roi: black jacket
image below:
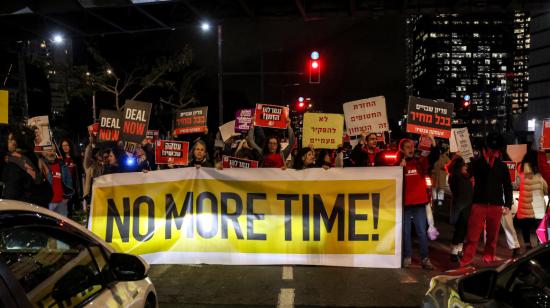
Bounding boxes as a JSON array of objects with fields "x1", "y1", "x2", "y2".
[
  {"x1": 449, "y1": 173, "x2": 473, "y2": 224},
  {"x1": 471, "y1": 157, "x2": 513, "y2": 208}
]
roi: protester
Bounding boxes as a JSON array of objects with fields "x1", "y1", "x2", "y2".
[
  {"x1": 247, "y1": 122, "x2": 295, "y2": 168},
  {"x1": 460, "y1": 133, "x2": 513, "y2": 266},
  {"x1": 42, "y1": 149, "x2": 74, "y2": 216},
  {"x1": 516, "y1": 150, "x2": 548, "y2": 253},
  {"x1": 59, "y1": 138, "x2": 82, "y2": 215},
  {"x1": 350, "y1": 132, "x2": 381, "y2": 167},
  {"x1": 293, "y1": 147, "x2": 315, "y2": 170},
  {"x1": 135, "y1": 145, "x2": 152, "y2": 172},
  {"x1": 395, "y1": 135, "x2": 437, "y2": 270},
  {"x1": 189, "y1": 140, "x2": 214, "y2": 168},
  {"x1": 447, "y1": 155, "x2": 473, "y2": 262},
  {"x1": 103, "y1": 148, "x2": 126, "y2": 174},
  {"x1": 431, "y1": 144, "x2": 450, "y2": 207},
  {"x1": 83, "y1": 137, "x2": 105, "y2": 205},
  {"x1": 1, "y1": 125, "x2": 52, "y2": 207}
]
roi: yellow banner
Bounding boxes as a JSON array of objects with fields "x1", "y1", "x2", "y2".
[
  {"x1": 0, "y1": 90, "x2": 7, "y2": 124},
  {"x1": 90, "y1": 167, "x2": 402, "y2": 267},
  {"x1": 302, "y1": 113, "x2": 344, "y2": 149}
]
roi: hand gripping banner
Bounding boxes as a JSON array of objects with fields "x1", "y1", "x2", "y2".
[{"x1": 89, "y1": 167, "x2": 403, "y2": 268}]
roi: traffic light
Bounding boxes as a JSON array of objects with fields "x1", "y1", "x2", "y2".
[
  {"x1": 462, "y1": 94, "x2": 471, "y2": 108},
  {"x1": 309, "y1": 51, "x2": 321, "y2": 84}
]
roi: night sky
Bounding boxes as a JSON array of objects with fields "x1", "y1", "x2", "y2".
[{"x1": 91, "y1": 14, "x2": 406, "y2": 124}]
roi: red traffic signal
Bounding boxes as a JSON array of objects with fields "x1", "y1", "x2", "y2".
[{"x1": 308, "y1": 51, "x2": 321, "y2": 84}]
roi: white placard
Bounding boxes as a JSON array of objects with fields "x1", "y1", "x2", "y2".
[
  {"x1": 449, "y1": 127, "x2": 474, "y2": 163},
  {"x1": 343, "y1": 96, "x2": 389, "y2": 136},
  {"x1": 219, "y1": 120, "x2": 240, "y2": 142}
]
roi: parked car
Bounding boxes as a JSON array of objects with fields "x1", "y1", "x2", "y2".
[
  {"x1": 423, "y1": 242, "x2": 550, "y2": 308},
  {"x1": 0, "y1": 199, "x2": 157, "y2": 307}
]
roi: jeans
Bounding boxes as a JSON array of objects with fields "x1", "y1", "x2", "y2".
[
  {"x1": 49, "y1": 200, "x2": 68, "y2": 217},
  {"x1": 461, "y1": 204, "x2": 503, "y2": 266},
  {"x1": 403, "y1": 205, "x2": 429, "y2": 259}
]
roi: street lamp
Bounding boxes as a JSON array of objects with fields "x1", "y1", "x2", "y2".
[
  {"x1": 52, "y1": 33, "x2": 64, "y2": 44},
  {"x1": 201, "y1": 22, "x2": 211, "y2": 32},
  {"x1": 201, "y1": 21, "x2": 223, "y2": 126}
]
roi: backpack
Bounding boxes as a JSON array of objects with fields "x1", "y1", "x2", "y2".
[{"x1": 7, "y1": 154, "x2": 53, "y2": 208}]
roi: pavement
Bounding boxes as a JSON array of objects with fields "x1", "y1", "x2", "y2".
[{"x1": 148, "y1": 200, "x2": 521, "y2": 307}]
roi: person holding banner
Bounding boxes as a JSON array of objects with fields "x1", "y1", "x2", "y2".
[
  {"x1": 350, "y1": 132, "x2": 382, "y2": 167},
  {"x1": 292, "y1": 147, "x2": 315, "y2": 170},
  {"x1": 395, "y1": 136, "x2": 437, "y2": 270},
  {"x1": 460, "y1": 133, "x2": 513, "y2": 267},
  {"x1": 103, "y1": 148, "x2": 127, "y2": 174},
  {"x1": 247, "y1": 122, "x2": 294, "y2": 168},
  {"x1": 188, "y1": 140, "x2": 214, "y2": 168}
]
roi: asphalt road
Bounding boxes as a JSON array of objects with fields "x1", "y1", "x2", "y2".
[{"x1": 148, "y1": 201, "x2": 520, "y2": 307}]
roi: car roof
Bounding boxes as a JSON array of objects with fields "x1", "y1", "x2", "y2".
[{"x1": 0, "y1": 199, "x2": 115, "y2": 253}]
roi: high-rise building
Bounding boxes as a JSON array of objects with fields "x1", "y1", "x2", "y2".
[{"x1": 406, "y1": 13, "x2": 529, "y2": 137}]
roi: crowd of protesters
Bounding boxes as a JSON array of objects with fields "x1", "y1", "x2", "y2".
[{"x1": 2, "y1": 120, "x2": 550, "y2": 270}]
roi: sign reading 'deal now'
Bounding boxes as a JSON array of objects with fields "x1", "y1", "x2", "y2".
[
  {"x1": 222, "y1": 155, "x2": 259, "y2": 168},
  {"x1": 98, "y1": 110, "x2": 122, "y2": 142},
  {"x1": 174, "y1": 107, "x2": 208, "y2": 135},
  {"x1": 449, "y1": 127, "x2": 474, "y2": 163},
  {"x1": 155, "y1": 140, "x2": 189, "y2": 165},
  {"x1": 343, "y1": 96, "x2": 389, "y2": 136},
  {"x1": 235, "y1": 109, "x2": 255, "y2": 132},
  {"x1": 121, "y1": 100, "x2": 152, "y2": 143},
  {"x1": 406, "y1": 96, "x2": 453, "y2": 139},
  {"x1": 302, "y1": 113, "x2": 344, "y2": 149},
  {"x1": 254, "y1": 104, "x2": 289, "y2": 129}
]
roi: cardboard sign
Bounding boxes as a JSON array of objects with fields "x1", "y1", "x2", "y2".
[
  {"x1": 235, "y1": 109, "x2": 255, "y2": 132},
  {"x1": 0, "y1": 90, "x2": 8, "y2": 124},
  {"x1": 219, "y1": 121, "x2": 240, "y2": 142},
  {"x1": 174, "y1": 106, "x2": 208, "y2": 135},
  {"x1": 88, "y1": 123, "x2": 99, "y2": 137},
  {"x1": 146, "y1": 130, "x2": 159, "y2": 144},
  {"x1": 504, "y1": 161, "x2": 519, "y2": 183},
  {"x1": 155, "y1": 140, "x2": 189, "y2": 165},
  {"x1": 418, "y1": 135, "x2": 433, "y2": 152},
  {"x1": 343, "y1": 96, "x2": 389, "y2": 136},
  {"x1": 507, "y1": 144, "x2": 527, "y2": 163},
  {"x1": 406, "y1": 96, "x2": 453, "y2": 139},
  {"x1": 449, "y1": 127, "x2": 474, "y2": 163},
  {"x1": 302, "y1": 113, "x2": 344, "y2": 149},
  {"x1": 254, "y1": 104, "x2": 289, "y2": 129},
  {"x1": 222, "y1": 155, "x2": 259, "y2": 168},
  {"x1": 121, "y1": 100, "x2": 152, "y2": 143},
  {"x1": 542, "y1": 119, "x2": 550, "y2": 150},
  {"x1": 27, "y1": 116, "x2": 53, "y2": 152},
  {"x1": 98, "y1": 110, "x2": 122, "y2": 142}
]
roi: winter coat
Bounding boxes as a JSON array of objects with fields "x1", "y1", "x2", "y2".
[
  {"x1": 517, "y1": 172, "x2": 548, "y2": 219},
  {"x1": 83, "y1": 144, "x2": 104, "y2": 198},
  {"x1": 44, "y1": 158, "x2": 75, "y2": 200},
  {"x1": 448, "y1": 173, "x2": 473, "y2": 224},
  {"x1": 471, "y1": 156, "x2": 513, "y2": 208},
  {"x1": 432, "y1": 153, "x2": 450, "y2": 190},
  {"x1": 1, "y1": 152, "x2": 51, "y2": 207}
]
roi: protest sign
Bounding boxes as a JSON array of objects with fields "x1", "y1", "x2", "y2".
[
  {"x1": 235, "y1": 109, "x2": 254, "y2": 132},
  {"x1": 449, "y1": 127, "x2": 474, "y2": 163},
  {"x1": 406, "y1": 97, "x2": 453, "y2": 138},
  {"x1": 542, "y1": 119, "x2": 550, "y2": 150},
  {"x1": 155, "y1": 140, "x2": 189, "y2": 165},
  {"x1": 504, "y1": 161, "x2": 519, "y2": 184},
  {"x1": 418, "y1": 135, "x2": 433, "y2": 152},
  {"x1": 507, "y1": 144, "x2": 527, "y2": 163},
  {"x1": 146, "y1": 130, "x2": 159, "y2": 144},
  {"x1": 28, "y1": 116, "x2": 53, "y2": 152},
  {"x1": 98, "y1": 110, "x2": 122, "y2": 142},
  {"x1": 343, "y1": 96, "x2": 389, "y2": 136},
  {"x1": 88, "y1": 123, "x2": 99, "y2": 137},
  {"x1": 222, "y1": 155, "x2": 259, "y2": 168},
  {"x1": 254, "y1": 104, "x2": 289, "y2": 129},
  {"x1": 174, "y1": 107, "x2": 208, "y2": 135},
  {"x1": 0, "y1": 90, "x2": 7, "y2": 124},
  {"x1": 219, "y1": 121, "x2": 240, "y2": 142},
  {"x1": 90, "y1": 167, "x2": 403, "y2": 268},
  {"x1": 302, "y1": 113, "x2": 343, "y2": 149},
  {"x1": 121, "y1": 100, "x2": 152, "y2": 143}
]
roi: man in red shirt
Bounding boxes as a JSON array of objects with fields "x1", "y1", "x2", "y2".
[
  {"x1": 43, "y1": 150, "x2": 74, "y2": 216},
  {"x1": 350, "y1": 132, "x2": 382, "y2": 167}
]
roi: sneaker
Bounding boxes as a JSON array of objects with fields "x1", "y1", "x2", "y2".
[
  {"x1": 422, "y1": 258, "x2": 434, "y2": 270},
  {"x1": 450, "y1": 254, "x2": 460, "y2": 262},
  {"x1": 403, "y1": 257, "x2": 412, "y2": 268}
]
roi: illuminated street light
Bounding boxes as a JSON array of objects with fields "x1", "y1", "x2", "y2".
[
  {"x1": 52, "y1": 34, "x2": 64, "y2": 44},
  {"x1": 201, "y1": 22, "x2": 211, "y2": 32},
  {"x1": 106, "y1": 69, "x2": 112, "y2": 75}
]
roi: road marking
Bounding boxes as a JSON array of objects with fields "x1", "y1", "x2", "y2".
[
  {"x1": 277, "y1": 288, "x2": 295, "y2": 308},
  {"x1": 282, "y1": 266, "x2": 293, "y2": 280}
]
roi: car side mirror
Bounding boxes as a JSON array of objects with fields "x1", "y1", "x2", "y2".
[
  {"x1": 458, "y1": 268, "x2": 498, "y2": 303},
  {"x1": 109, "y1": 253, "x2": 148, "y2": 281}
]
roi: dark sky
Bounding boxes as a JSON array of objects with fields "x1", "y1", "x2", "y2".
[{"x1": 93, "y1": 14, "x2": 406, "y2": 123}]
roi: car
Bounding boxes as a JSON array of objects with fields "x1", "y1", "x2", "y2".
[
  {"x1": 422, "y1": 242, "x2": 550, "y2": 308},
  {"x1": 0, "y1": 199, "x2": 157, "y2": 308}
]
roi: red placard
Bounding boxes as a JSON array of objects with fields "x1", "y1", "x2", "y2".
[
  {"x1": 542, "y1": 119, "x2": 550, "y2": 150},
  {"x1": 88, "y1": 123, "x2": 99, "y2": 137},
  {"x1": 222, "y1": 155, "x2": 259, "y2": 168},
  {"x1": 254, "y1": 104, "x2": 289, "y2": 129},
  {"x1": 406, "y1": 96, "x2": 453, "y2": 139},
  {"x1": 174, "y1": 107, "x2": 208, "y2": 135},
  {"x1": 504, "y1": 161, "x2": 518, "y2": 183},
  {"x1": 155, "y1": 140, "x2": 189, "y2": 165},
  {"x1": 418, "y1": 135, "x2": 432, "y2": 151}
]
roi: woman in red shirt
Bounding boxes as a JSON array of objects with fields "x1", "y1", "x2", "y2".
[{"x1": 247, "y1": 121, "x2": 295, "y2": 168}]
